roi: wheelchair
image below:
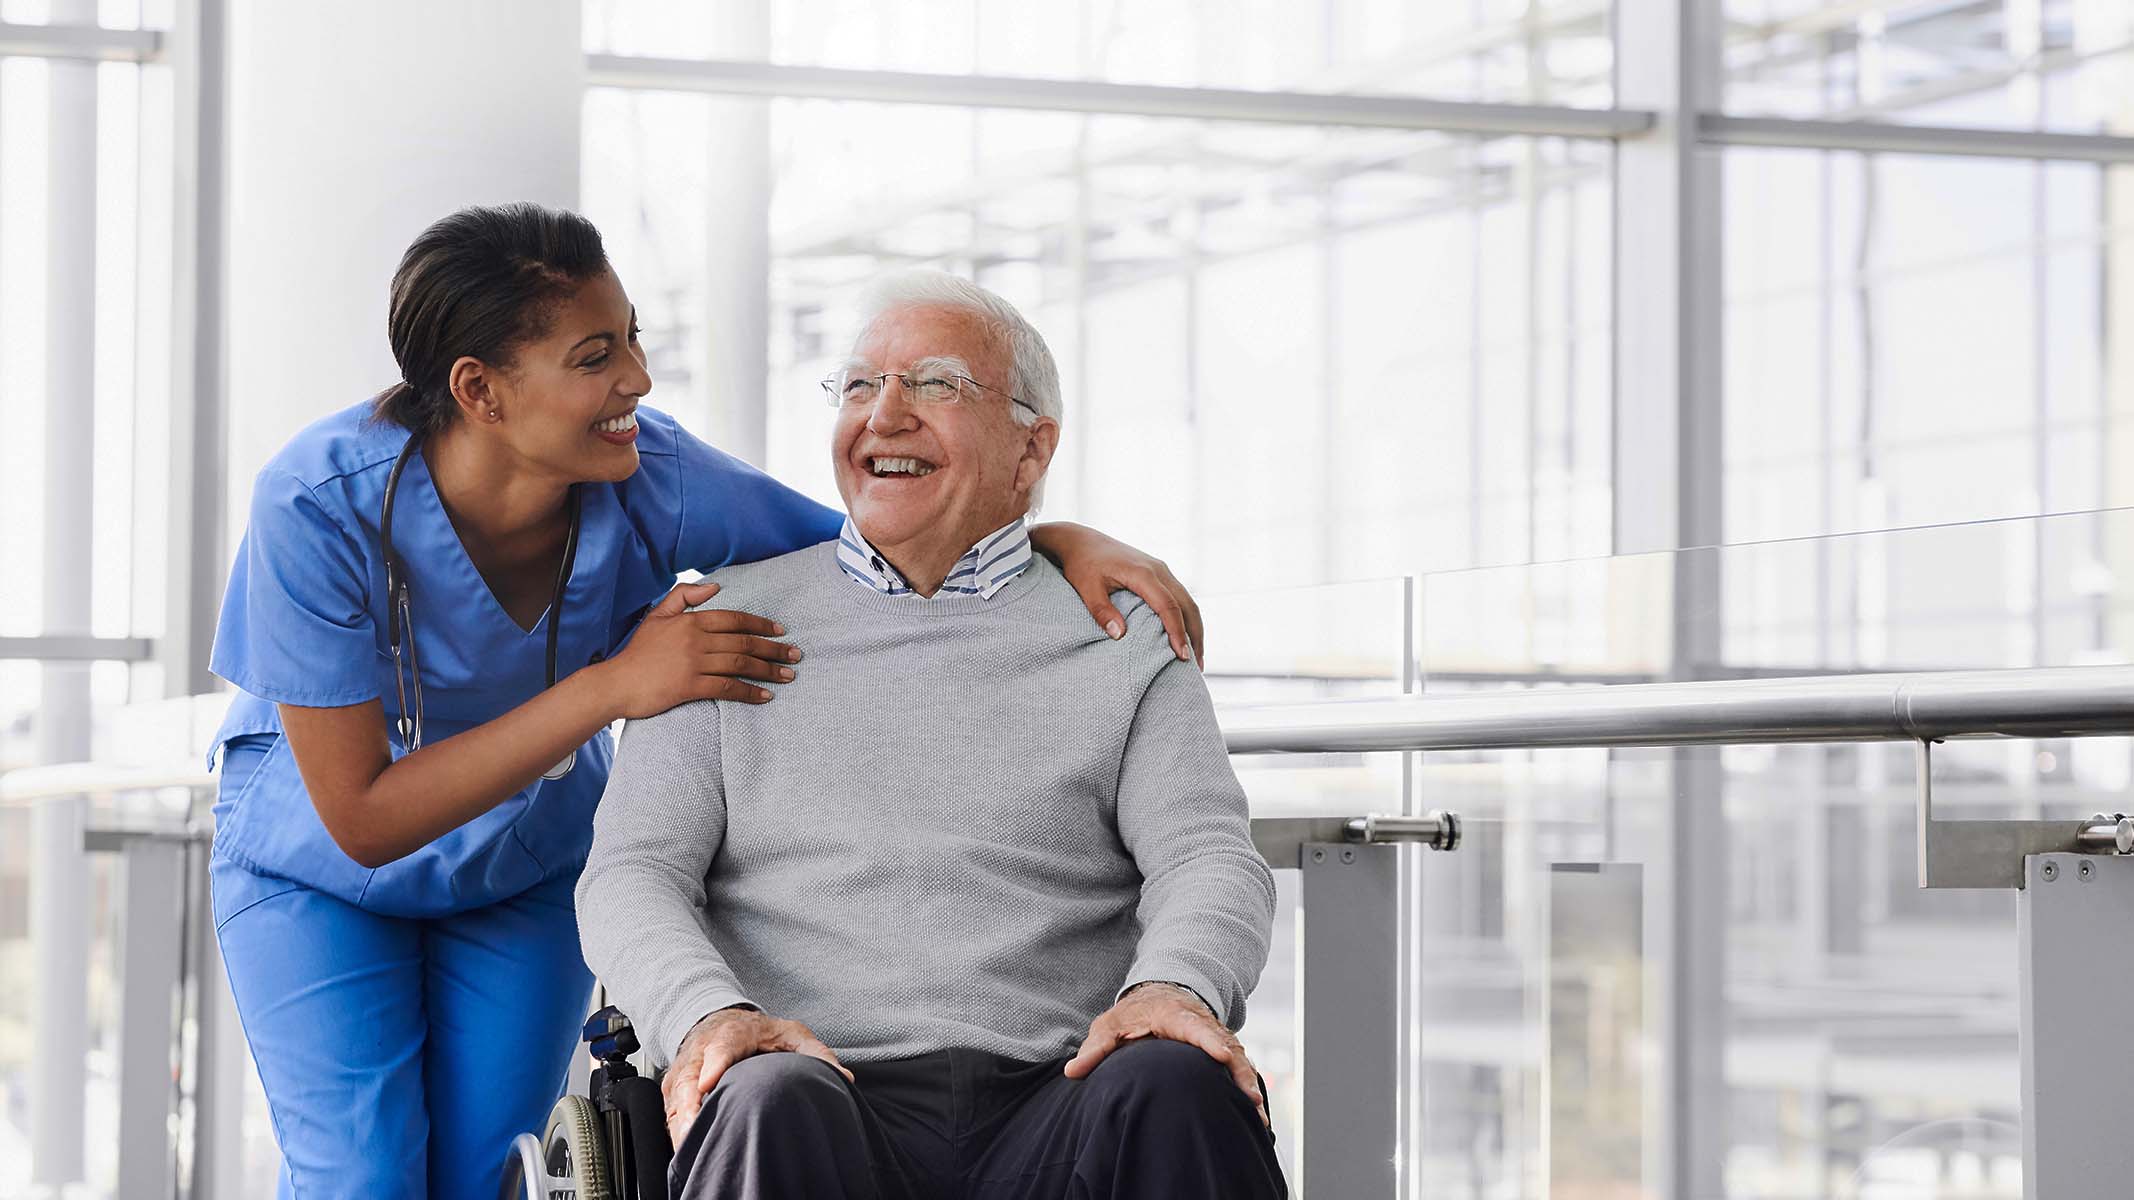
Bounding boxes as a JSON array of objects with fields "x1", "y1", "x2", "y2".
[{"x1": 500, "y1": 1005, "x2": 673, "y2": 1200}]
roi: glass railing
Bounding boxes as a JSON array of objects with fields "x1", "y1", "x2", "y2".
[
  {"x1": 1211, "y1": 507, "x2": 2134, "y2": 1199},
  {"x1": 1199, "y1": 578, "x2": 1415, "y2": 1188},
  {"x1": 0, "y1": 694, "x2": 276, "y2": 1200}
]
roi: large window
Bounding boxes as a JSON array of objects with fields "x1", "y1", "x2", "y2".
[
  {"x1": 586, "y1": 0, "x2": 1615, "y2": 105},
  {"x1": 585, "y1": 100, "x2": 1614, "y2": 595},
  {"x1": 0, "y1": 28, "x2": 176, "y2": 765},
  {"x1": 2, "y1": 5, "x2": 189, "y2": 1195},
  {"x1": 1725, "y1": 0, "x2": 2134, "y2": 135}
]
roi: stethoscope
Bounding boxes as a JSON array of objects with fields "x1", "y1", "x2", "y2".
[{"x1": 380, "y1": 434, "x2": 583, "y2": 780}]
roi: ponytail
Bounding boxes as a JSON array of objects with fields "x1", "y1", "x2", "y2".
[{"x1": 371, "y1": 203, "x2": 609, "y2": 435}]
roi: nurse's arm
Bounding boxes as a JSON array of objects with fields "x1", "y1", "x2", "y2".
[
  {"x1": 279, "y1": 674, "x2": 618, "y2": 869},
  {"x1": 1028, "y1": 522, "x2": 1207, "y2": 668},
  {"x1": 278, "y1": 581, "x2": 800, "y2": 869}
]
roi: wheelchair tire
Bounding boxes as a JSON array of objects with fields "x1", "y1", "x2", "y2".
[{"x1": 544, "y1": 1094, "x2": 616, "y2": 1200}]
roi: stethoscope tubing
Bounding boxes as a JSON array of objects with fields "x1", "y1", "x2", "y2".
[{"x1": 379, "y1": 432, "x2": 580, "y2": 779}]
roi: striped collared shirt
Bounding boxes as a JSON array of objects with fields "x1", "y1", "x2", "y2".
[{"x1": 835, "y1": 515, "x2": 1032, "y2": 600}]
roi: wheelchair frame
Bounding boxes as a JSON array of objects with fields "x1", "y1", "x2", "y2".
[{"x1": 500, "y1": 1005, "x2": 672, "y2": 1200}]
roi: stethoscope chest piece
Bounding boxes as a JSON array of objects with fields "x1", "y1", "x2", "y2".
[{"x1": 542, "y1": 750, "x2": 576, "y2": 781}]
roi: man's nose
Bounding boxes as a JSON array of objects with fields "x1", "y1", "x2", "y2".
[{"x1": 866, "y1": 378, "x2": 920, "y2": 434}]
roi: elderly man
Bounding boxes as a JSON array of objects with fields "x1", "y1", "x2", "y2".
[{"x1": 576, "y1": 271, "x2": 1283, "y2": 1200}]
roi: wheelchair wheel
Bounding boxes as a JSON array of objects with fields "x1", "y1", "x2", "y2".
[{"x1": 545, "y1": 1094, "x2": 616, "y2": 1200}]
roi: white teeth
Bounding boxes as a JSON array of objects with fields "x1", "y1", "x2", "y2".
[
  {"x1": 595, "y1": 412, "x2": 637, "y2": 434},
  {"x1": 870, "y1": 456, "x2": 935, "y2": 477}
]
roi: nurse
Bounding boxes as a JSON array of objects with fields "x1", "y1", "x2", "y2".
[{"x1": 207, "y1": 203, "x2": 1206, "y2": 1197}]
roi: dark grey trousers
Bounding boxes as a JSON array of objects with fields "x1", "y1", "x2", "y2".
[{"x1": 668, "y1": 1039, "x2": 1287, "y2": 1199}]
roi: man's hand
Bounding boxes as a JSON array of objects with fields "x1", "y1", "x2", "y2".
[
  {"x1": 1063, "y1": 982, "x2": 1268, "y2": 1126},
  {"x1": 663, "y1": 1007, "x2": 854, "y2": 1148}
]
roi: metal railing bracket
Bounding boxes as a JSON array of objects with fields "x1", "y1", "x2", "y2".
[{"x1": 1915, "y1": 740, "x2": 2126, "y2": 889}]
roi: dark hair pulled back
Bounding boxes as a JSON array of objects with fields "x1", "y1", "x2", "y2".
[{"x1": 374, "y1": 203, "x2": 609, "y2": 436}]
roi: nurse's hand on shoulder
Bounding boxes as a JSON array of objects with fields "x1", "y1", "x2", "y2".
[
  {"x1": 1030, "y1": 522, "x2": 1206, "y2": 668},
  {"x1": 595, "y1": 581, "x2": 804, "y2": 719},
  {"x1": 664, "y1": 1006, "x2": 852, "y2": 1148}
]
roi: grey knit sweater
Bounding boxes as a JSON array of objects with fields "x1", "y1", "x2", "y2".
[{"x1": 575, "y1": 541, "x2": 1275, "y2": 1067}]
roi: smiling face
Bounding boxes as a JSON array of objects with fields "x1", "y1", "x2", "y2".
[
  {"x1": 832, "y1": 303, "x2": 1057, "y2": 590},
  {"x1": 455, "y1": 267, "x2": 651, "y2": 485}
]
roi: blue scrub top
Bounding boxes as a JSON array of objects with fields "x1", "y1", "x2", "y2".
[{"x1": 208, "y1": 401, "x2": 841, "y2": 918}]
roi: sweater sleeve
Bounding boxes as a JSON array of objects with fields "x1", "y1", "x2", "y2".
[
  {"x1": 576, "y1": 699, "x2": 750, "y2": 1066},
  {"x1": 1113, "y1": 614, "x2": 1277, "y2": 1031}
]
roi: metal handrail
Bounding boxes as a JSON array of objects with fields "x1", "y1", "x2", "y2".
[
  {"x1": 0, "y1": 762, "x2": 215, "y2": 805},
  {"x1": 10, "y1": 665, "x2": 2130, "y2": 798},
  {"x1": 1218, "y1": 664, "x2": 2134, "y2": 754}
]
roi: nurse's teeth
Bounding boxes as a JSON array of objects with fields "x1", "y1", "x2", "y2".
[{"x1": 595, "y1": 412, "x2": 637, "y2": 434}]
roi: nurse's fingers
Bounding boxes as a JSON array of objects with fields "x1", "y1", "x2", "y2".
[
  {"x1": 688, "y1": 608, "x2": 787, "y2": 638},
  {"x1": 699, "y1": 634, "x2": 802, "y2": 665},
  {"x1": 698, "y1": 651, "x2": 795, "y2": 684},
  {"x1": 654, "y1": 579, "x2": 720, "y2": 616},
  {"x1": 695, "y1": 678, "x2": 775, "y2": 704}
]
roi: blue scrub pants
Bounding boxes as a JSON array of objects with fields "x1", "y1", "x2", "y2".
[{"x1": 211, "y1": 736, "x2": 595, "y2": 1198}]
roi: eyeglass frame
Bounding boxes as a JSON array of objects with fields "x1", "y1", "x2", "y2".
[{"x1": 820, "y1": 364, "x2": 1041, "y2": 420}]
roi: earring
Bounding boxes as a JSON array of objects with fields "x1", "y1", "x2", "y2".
[{"x1": 486, "y1": 407, "x2": 500, "y2": 422}]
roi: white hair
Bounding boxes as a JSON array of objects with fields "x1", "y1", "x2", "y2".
[{"x1": 852, "y1": 270, "x2": 1062, "y2": 513}]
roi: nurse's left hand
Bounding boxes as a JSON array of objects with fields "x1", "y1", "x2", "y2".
[
  {"x1": 599, "y1": 580, "x2": 802, "y2": 718},
  {"x1": 1030, "y1": 522, "x2": 1205, "y2": 668}
]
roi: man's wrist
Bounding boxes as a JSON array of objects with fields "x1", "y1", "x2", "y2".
[
  {"x1": 1124, "y1": 979, "x2": 1217, "y2": 1020},
  {"x1": 682, "y1": 1002, "x2": 759, "y2": 1044},
  {"x1": 1025, "y1": 520, "x2": 1085, "y2": 560}
]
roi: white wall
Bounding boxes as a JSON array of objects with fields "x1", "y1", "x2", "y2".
[{"x1": 225, "y1": 0, "x2": 584, "y2": 538}]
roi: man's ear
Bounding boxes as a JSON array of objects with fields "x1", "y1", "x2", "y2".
[
  {"x1": 1015, "y1": 418, "x2": 1060, "y2": 494},
  {"x1": 447, "y1": 355, "x2": 502, "y2": 425}
]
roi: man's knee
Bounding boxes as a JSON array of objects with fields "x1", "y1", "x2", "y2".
[
  {"x1": 1084, "y1": 1039, "x2": 1236, "y2": 1110},
  {"x1": 706, "y1": 1051, "x2": 851, "y2": 1120},
  {"x1": 1068, "y1": 1040, "x2": 1284, "y2": 1198},
  {"x1": 673, "y1": 1053, "x2": 872, "y2": 1196}
]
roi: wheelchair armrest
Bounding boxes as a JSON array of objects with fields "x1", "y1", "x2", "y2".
[{"x1": 599, "y1": 1073, "x2": 673, "y2": 1199}]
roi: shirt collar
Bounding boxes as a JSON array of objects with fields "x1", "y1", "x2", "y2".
[{"x1": 836, "y1": 515, "x2": 1032, "y2": 600}]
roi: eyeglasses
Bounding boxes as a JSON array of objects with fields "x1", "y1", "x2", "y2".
[{"x1": 821, "y1": 369, "x2": 1039, "y2": 419}]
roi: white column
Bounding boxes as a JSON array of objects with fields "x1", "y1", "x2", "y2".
[
  {"x1": 1613, "y1": 0, "x2": 1723, "y2": 560},
  {"x1": 162, "y1": 0, "x2": 230, "y2": 699},
  {"x1": 33, "y1": 0, "x2": 98, "y2": 1185},
  {"x1": 41, "y1": 0, "x2": 95, "y2": 767},
  {"x1": 700, "y1": 3, "x2": 772, "y2": 466},
  {"x1": 1614, "y1": 1, "x2": 1728, "y2": 1198},
  {"x1": 2099, "y1": 5, "x2": 2134, "y2": 660},
  {"x1": 224, "y1": 0, "x2": 586, "y2": 530}
]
